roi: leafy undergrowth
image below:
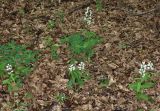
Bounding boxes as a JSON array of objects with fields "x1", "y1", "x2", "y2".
[
  {"x1": 0, "y1": 41, "x2": 38, "y2": 92},
  {"x1": 0, "y1": 0, "x2": 160, "y2": 111}
]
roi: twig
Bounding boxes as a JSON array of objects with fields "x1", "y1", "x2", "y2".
[
  {"x1": 131, "y1": 8, "x2": 159, "y2": 16},
  {"x1": 130, "y1": 3, "x2": 160, "y2": 16},
  {"x1": 67, "y1": 0, "x2": 95, "y2": 15}
]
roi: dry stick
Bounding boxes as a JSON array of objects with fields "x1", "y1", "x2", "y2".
[
  {"x1": 131, "y1": 8, "x2": 159, "y2": 16},
  {"x1": 68, "y1": 1, "x2": 159, "y2": 16},
  {"x1": 130, "y1": 3, "x2": 160, "y2": 16},
  {"x1": 67, "y1": 0, "x2": 95, "y2": 15}
]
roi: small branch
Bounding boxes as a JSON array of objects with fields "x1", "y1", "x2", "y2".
[
  {"x1": 131, "y1": 8, "x2": 159, "y2": 16},
  {"x1": 67, "y1": 0, "x2": 95, "y2": 15},
  {"x1": 130, "y1": 3, "x2": 160, "y2": 16}
]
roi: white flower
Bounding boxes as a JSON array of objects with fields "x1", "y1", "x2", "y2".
[
  {"x1": 5, "y1": 64, "x2": 14, "y2": 74},
  {"x1": 68, "y1": 62, "x2": 86, "y2": 72},
  {"x1": 84, "y1": 7, "x2": 94, "y2": 25},
  {"x1": 146, "y1": 61, "x2": 154, "y2": 70},
  {"x1": 68, "y1": 64, "x2": 76, "y2": 72},
  {"x1": 6, "y1": 64, "x2": 12, "y2": 71},
  {"x1": 139, "y1": 61, "x2": 154, "y2": 77},
  {"x1": 77, "y1": 62, "x2": 85, "y2": 70}
]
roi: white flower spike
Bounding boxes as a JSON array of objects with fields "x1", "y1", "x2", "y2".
[
  {"x1": 68, "y1": 64, "x2": 76, "y2": 72},
  {"x1": 139, "y1": 61, "x2": 154, "y2": 77},
  {"x1": 84, "y1": 7, "x2": 94, "y2": 25},
  {"x1": 68, "y1": 62, "x2": 85, "y2": 72},
  {"x1": 5, "y1": 64, "x2": 14, "y2": 74},
  {"x1": 77, "y1": 62, "x2": 85, "y2": 70}
]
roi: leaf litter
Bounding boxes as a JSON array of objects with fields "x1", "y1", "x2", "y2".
[{"x1": 0, "y1": 0, "x2": 160, "y2": 111}]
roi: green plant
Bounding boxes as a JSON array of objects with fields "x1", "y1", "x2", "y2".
[
  {"x1": 99, "y1": 78, "x2": 109, "y2": 87},
  {"x1": 43, "y1": 36, "x2": 53, "y2": 47},
  {"x1": 61, "y1": 30, "x2": 101, "y2": 60},
  {"x1": 55, "y1": 92, "x2": 67, "y2": 103},
  {"x1": 47, "y1": 20, "x2": 55, "y2": 29},
  {"x1": 68, "y1": 68, "x2": 90, "y2": 89},
  {"x1": 50, "y1": 45, "x2": 59, "y2": 59},
  {"x1": 129, "y1": 72, "x2": 155, "y2": 101},
  {"x1": 67, "y1": 62, "x2": 90, "y2": 89},
  {"x1": 43, "y1": 36, "x2": 59, "y2": 59},
  {"x1": 0, "y1": 41, "x2": 39, "y2": 92},
  {"x1": 96, "y1": 0, "x2": 102, "y2": 11}
]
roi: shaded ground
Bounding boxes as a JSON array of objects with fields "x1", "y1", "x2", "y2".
[{"x1": 0, "y1": 0, "x2": 160, "y2": 111}]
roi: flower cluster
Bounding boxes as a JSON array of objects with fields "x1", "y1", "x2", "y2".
[
  {"x1": 139, "y1": 61, "x2": 154, "y2": 77},
  {"x1": 77, "y1": 62, "x2": 85, "y2": 70},
  {"x1": 5, "y1": 64, "x2": 14, "y2": 74},
  {"x1": 84, "y1": 7, "x2": 94, "y2": 25},
  {"x1": 68, "y1": 62, "x2": 85, "y2": 72},
  {"x1": 68, "y1": 64, "x2": 76, "y2": 72}
]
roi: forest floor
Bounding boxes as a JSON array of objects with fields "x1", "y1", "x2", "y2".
[{"x1": 0, "y1": 0, "x2": 160, "y2": 111}]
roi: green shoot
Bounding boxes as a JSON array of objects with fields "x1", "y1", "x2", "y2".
[
  {"x1": 55, "y1": 93, "x2": 67, "y2": 104},
  {"x1": 96, "y1": 0, "x2": 103, "y2": 11},
  {"x1": 47, "y1": 20, "x2": 55, "y2": 29}
]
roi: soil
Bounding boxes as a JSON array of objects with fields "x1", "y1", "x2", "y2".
[{"x1": 0, "y1": 0, "x2": 160, "y2": 111}]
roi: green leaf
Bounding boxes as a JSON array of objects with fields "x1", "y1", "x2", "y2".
[
  {"x1": 2, "y1": 79, "x2": 11, "y2": 85},
  {"x1": 136, "y1": 82, "x2": 141, "y2": 92},
  {"x1": 142, "y1": 72, "x2": 151, "y2": 81},
  {"x1": 129, "y1": 82, "x2": 142, "y2": 92},
  {"x1": 47, "y1": 20, "x2": 55, "y2": 29},
  {"x1": 96, "y1": 0, "x2": 103, "y2": 11},
  {"x1": 141, "y1": 82, "x2": 154, "y2": 89},
  {"x1": 67, "y1": 80, "x2": 73, "y2": 88},
  {"x1": 83, "y1": 38, "x2": 98, "y2": 49},
  {"x1": 0, "y1": 62, "x2": 6, "y2": 77},
  {"x1": 136, "y1": 93, "x2": 150, "y2": 101},
  {"x1": 99, "y1": 79, "x2": 109, "y2": 87},
  {"x1": 83, "y1": 30, "x2": 96, "y2": 38}
]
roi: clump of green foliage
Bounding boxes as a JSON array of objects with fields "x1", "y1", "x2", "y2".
[
  {"x1": 61, "y1": 30, "x2": 101, "y2": 90},
  {"x1": 55, "y1": 92, "x2": 67, "y2": 104},
  {"x1": 129, "y1": 72, "x2": 155, "y2": 102},
  {"x1": 61, "y1": 30, "x2": 101, "y2": 60},
  {"x1": 0, "y1": 41, "x2": 39, "y2": 92},
  {"x1": 43, "y1": 36, "x2": 59, "y2": 59},
  {"x1": 47, "y1": 20, "x2": 55, "y2": 29},
  {"x1": 99, "y1": 78, "x2": 109, "y2": 88},
  {"x1": 68, "y1": 67, "x2": 90, "y2": 89}
]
